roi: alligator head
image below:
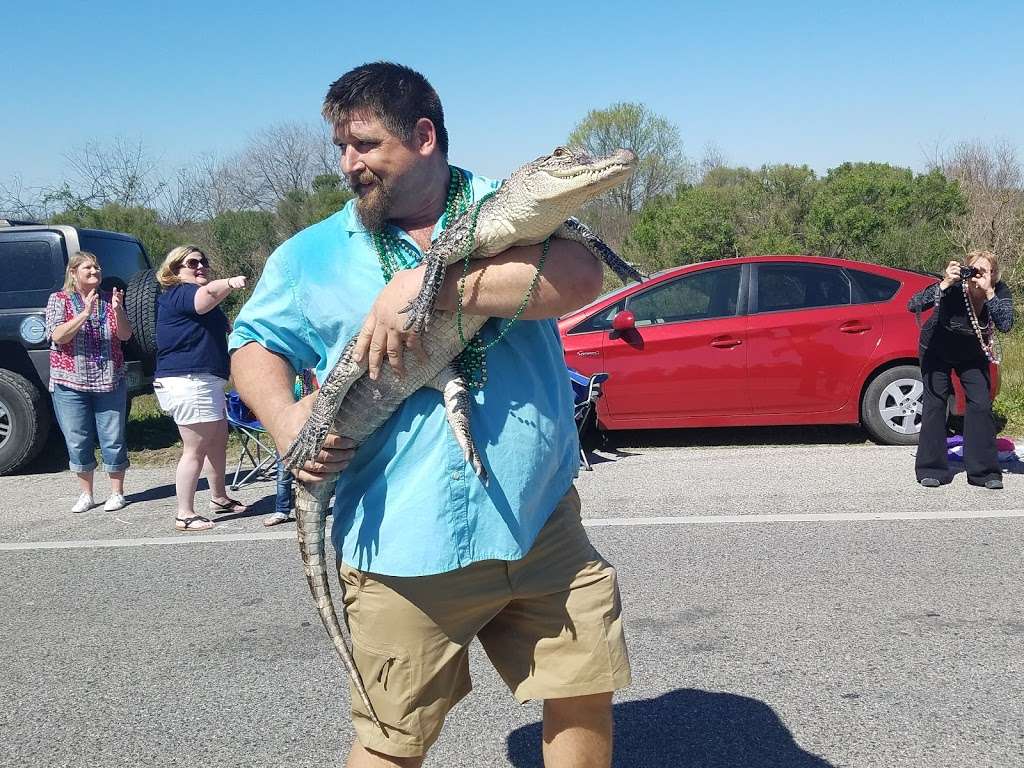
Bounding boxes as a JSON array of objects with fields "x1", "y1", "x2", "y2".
[{"x1": 491, "y1": 146, "x2": 636, "y2": 240}]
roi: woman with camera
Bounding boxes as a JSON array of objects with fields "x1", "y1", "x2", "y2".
[{"x1": 908, "y1": 250, "x2": 1014, "y2": 488}]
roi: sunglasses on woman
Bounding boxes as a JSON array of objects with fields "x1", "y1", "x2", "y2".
[{"x1": 182, "y1": 256, "x2": 210, "y2": 270}]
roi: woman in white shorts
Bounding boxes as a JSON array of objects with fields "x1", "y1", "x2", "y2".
[{"x1": 155, "y1": 245, "x2": 249, "y2": 532}]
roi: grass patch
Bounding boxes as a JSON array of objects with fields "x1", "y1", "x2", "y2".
[
  {"x1": 993, "y1": 328, "x2": 1024, "y2": 436},
  {"x1": 127, "y1": 393, "x2": 246, "y2": 467}
]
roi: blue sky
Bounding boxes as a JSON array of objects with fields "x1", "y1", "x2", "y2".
[{"x1": 5, "y1": 0, "x2": 1023, "y2": 191}]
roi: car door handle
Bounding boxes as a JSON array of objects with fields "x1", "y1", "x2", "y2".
[
  {"x1": 576, "y1": 351, "x2": 600, "y2": 357},
  {"x1": 710, "y1": 338, "x2": 742, "y2": 348},
  {"x1": 840, "y1": 321, "x2": 871, "y2": 334}
]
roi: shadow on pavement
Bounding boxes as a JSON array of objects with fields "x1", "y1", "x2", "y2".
[
  {"x1": 506, "y1": 688, "x2": 836, "y2": 768},
  {"x1": 601, "y1": 425, "x2": 870, "y2": 450}
]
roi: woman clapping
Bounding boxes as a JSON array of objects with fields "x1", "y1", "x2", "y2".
[{"x1": 45, "y1": 251, "x2": 133, "y2": 513}]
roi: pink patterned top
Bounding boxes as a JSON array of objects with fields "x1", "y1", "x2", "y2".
[{"x1": 44, "y1": 290, "x2": 125, "y2": 392}]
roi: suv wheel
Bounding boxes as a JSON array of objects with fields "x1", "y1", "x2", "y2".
[
  {"x1": 125, "y1": 268, "x2": 161, "y2": 370},
  {"x1": 0, "y1": 370, "x2": 51, "y2": 475},
  {"x1": 861, "y1": 365, "x2": 923, "y2": 445}
]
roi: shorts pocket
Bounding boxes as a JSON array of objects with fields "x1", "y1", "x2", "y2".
[{"x1": 348, "y1": 638, "x2": 422, "y2": 743}]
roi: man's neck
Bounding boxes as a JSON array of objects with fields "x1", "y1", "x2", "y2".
[{"x1": 389, "y1": 163, "x2": 451, "y2": 251}]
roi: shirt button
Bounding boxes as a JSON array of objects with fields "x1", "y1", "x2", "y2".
[{"x1": 452, "y1": 471, "x2": 462, "y2": 480}]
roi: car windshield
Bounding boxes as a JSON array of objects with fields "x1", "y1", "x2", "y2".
[
  {"x1": 79, "y1": 233, "x2": 149, "y2": 287},
  {"x1": 561, "y1": 279, "x2": 643, "y2": 319}
]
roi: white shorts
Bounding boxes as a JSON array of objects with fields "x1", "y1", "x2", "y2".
[{"x1": 154, "y1": 374, "x2": 227, "y2": 425}]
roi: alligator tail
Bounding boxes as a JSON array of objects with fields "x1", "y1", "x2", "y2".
[{"x1": 295, "y1": 479, "x2": 388, "y2": 738}]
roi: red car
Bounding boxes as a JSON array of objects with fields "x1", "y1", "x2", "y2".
[{"x1": 559, "y1": 254, "x2": 997, "y2": 445}]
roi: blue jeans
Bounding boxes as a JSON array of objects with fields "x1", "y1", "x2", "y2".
[
  {"x1": 51, "y1": 380, "x2": 129, "y2": 473},
  {"x1": 275, "y1": 454, "x2": 294, "y2": 514}
]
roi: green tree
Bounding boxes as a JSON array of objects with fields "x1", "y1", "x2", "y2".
[
  {"x1": 704, "y1": 164, "x2": 819, "y2": 255},
  {"x1": 50, "y1": 202, "x2": 178, "y2": 263},
  {"x1": 625, "y1": 186, "x2": 735, "y2": 274},
  {"x1": 276, "y1": 173, "x2": 353, "y2": 237},
  {"x1": 569, "y1": 102, "x2": 688, "y2": 248},
  {"x1": 806, "y1": 162, "x2": 966, "y2": 271}
]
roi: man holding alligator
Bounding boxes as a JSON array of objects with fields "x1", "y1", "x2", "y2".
[{"x1": 230, "y1": 62, "x2": 630, "y2": 767}]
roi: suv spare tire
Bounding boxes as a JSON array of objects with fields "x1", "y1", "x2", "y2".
[
  {"x1": 0, "y1": 369, "x2": 51, "y2": 475},
  {"x1": 125, "y1": 268, "x2": 161, "y2": 367}
]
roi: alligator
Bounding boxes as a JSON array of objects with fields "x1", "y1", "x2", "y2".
[{"x1": 281, "y1": 146, "x2": 640, "y2": 738}]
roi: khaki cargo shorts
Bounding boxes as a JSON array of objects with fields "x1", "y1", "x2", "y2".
[{"x1": 337, "y1": 485, "x2": 631, "y2": 758}]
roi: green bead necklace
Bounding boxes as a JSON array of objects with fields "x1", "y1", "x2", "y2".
[
  {"x1": 369, "y1": 167, "x2": 548, "y2": 388},
  {"x1": 454, "y1": 212, "x2": 551, "y2": 388}
]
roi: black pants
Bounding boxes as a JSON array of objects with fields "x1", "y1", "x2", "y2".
[{"x1": 916, "y1": 353, "x2": 1000, "y2": 484}]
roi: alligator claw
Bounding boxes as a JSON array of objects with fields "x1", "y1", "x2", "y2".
[
  {"x1": 399, "y1": 297, "x2": 433, "y2": 334},
  {"x1": 282, "y1": 421, "x2": 327, "y2": 472}
]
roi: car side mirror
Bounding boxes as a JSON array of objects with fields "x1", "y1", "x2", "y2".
[{"x1": 611, "y1": 310, "x2": 636, "y2": 332}]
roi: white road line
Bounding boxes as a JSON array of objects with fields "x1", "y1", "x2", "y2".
[
  {"x1": 586, "y1": 509, "x2": 1024, "y2": 526},
  {"x1": 1, "y1": 509, "x2": 1022, "y2": 551}
]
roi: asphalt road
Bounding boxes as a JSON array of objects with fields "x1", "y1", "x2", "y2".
[{"x1": 2, "y1": 430, "x2": 1023, "y2": 768}]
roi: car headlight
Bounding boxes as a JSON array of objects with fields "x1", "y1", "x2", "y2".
[{"x1": 20, "y1": 316, "x2": 47, "y2": 345}]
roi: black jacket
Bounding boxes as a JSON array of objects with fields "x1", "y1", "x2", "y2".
[{"x1": 907, "y1": 280, "x2": 1014, "y2": 361}]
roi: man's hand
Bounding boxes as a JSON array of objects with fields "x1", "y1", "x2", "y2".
[
  {"x1": 269, "y1": 395, "x2": 357, "y2": 483},
  {"x1": 353, "y1": 265, "x2": 426, "y2": 380}
]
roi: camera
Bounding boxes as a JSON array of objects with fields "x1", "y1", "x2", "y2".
[{"x1": 960, "y1": 265, "x2": 979, "y2": 280}]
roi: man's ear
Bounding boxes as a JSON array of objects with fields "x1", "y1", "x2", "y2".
[{"x1": 413, "y1": 117, "x2": 437, "y2": 157}]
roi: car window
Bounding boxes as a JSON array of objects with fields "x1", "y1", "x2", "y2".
[
  {"x1": 846, "y1": 269, "x2": 900, "y2": 303},
  {"x1": 568, "y1": 300, "x2": 625, "y2": 334},
  {"x1": 78, "y1": 234, "x2": 149, "y2": 287},
  {"x1": 627, "y1": 267, "x2": 741, "y2": 327},
  {"x1": 756, "y1": 264, "x2": 850, "y2": 312},
  {"x1": 1, "y1": 238, "x2": 62, "y2": 292}
]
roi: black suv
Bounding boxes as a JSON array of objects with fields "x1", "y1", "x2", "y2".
[{"x1": 0, "y1": 220, "x2": 160, "y2": 474}]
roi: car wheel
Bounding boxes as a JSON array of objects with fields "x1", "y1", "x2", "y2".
[
  {"x1": 861, "y1": 364, "x2": 923, "y2": 445},
  {"x1": 125, "y1": 268, "x2": 161, "y2": 371},
  {"x1": 0, "y1": 369, "x2": 51, "y2": 475}
]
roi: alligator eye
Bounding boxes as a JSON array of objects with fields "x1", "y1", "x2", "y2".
[{"x1": 553, "y1": 147, "x2": 569, "y2": 157}]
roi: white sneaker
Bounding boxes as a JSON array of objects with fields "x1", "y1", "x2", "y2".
[
  {"x1": 71, "y1": 493, "x2": 94, "y2": 513},
  {"x1": 104, "y1": 493, "x2": 127, "y2": 512}
]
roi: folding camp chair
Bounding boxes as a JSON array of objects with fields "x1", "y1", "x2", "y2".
[
  {"x1": 225, "y1": 391, "x2": 278, "y2": 490},
  {"x1": 571, "y1": 370, "x2": 609, "y2": 471}
]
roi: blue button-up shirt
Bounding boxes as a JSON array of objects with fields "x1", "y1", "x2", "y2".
[{"x1": 229, "y1": 169, "x2": 580, "y2": 576}]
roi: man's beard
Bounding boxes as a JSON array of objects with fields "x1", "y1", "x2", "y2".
[{"x1": 352, "y1": 170, "x2": 393, "y2": 232}]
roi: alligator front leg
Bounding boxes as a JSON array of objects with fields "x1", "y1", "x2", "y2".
[
  {"x1": 555, "y1": 218, "x2": 646, "y2": 284},
  {"x1": 400, "y1": 222, "x2": 483, "y2": 334},
  {"x1": 282, "y1": 338, "x2": 367, "y2": 472},
  {"x1": 430, "y1": 366, "x2": 487, "y2": 482}
]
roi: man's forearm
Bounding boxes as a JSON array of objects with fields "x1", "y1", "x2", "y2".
[
  {"x1": 231, "y1": 342, "x2": 297, "y2": 439},
  {"x1": 435, "y1": 240, "x2": 603, "y2": 320}
]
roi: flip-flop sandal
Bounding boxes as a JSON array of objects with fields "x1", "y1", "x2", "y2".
[
  {"x1": 176, "y1": 515, "x2": 214, "y2": 532},
  {"x1": 209, "y1": 497, "x2": 247, "y2": 514}
]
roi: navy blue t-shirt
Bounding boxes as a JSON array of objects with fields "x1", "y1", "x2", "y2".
[{"x1": 155, "y1": 283, "x2": 230, "y2": 379}]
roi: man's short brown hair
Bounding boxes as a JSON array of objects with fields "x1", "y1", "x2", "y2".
[{"x1": 323, "y1": 61, "x2": 449, "y2": 156}]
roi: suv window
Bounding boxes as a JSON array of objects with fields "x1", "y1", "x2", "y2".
[
  {"x1": 756, "y1": 264, "x2": 850, "y2": 312},
  {"x1": 628, "y1": 267, "x2": 741, "y2": 326},
  {"x1": 846, "y1": 268, "x2": 900, "y2": 302},
  {"x1": 1, "y1": 239, "x2": 62, "y2": 292},
  {"x1": 79, "y1": 233, "x2": 149, "y2": 288},
  {"x1": 0, "y1": 232, "x2": 65, "y2": 309}
]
